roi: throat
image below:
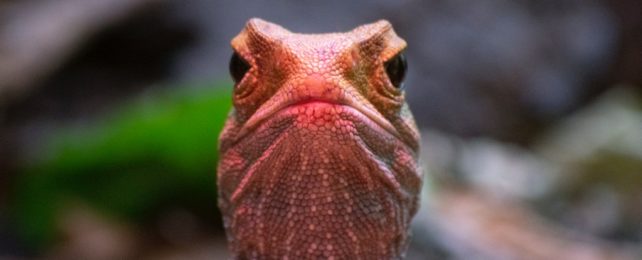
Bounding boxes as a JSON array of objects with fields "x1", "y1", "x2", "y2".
[
  {"x1": 217, "y1": 106, "x2": 422, "y2": 259},
  {"x1": 219, "y1": 123, "x2": 415, "y2": 258},
  {"x1": 230, "y1": 124, "x2": 390, "y2": 202}
]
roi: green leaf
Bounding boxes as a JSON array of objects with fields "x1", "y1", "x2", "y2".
[{"x1": 11, "y1": 82, "x2": 233, "y2": 248}]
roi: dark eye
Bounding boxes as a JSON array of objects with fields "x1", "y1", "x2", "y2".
[
  {"x1": 384, "y1": 52, "x2": 407, "y2": 89},
  {"x1": 229, "y1": 52, "x2": 250, "y2": 84}
]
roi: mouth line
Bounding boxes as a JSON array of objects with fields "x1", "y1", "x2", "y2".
[{"x1": 235, "y1": 98, "x2": 403, "y2": 144}]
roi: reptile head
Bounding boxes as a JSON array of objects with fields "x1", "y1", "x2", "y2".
[
  {"x1": 221, "y1": 18, "x2": 419, "y2": 153},
  {"x1": 217, "y1": 18, "x2": 422, "y2": 259}
]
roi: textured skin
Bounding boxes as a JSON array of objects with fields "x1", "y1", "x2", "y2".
[{"x1": 217, "y1": 18, "x2": 422, "y2": 260}]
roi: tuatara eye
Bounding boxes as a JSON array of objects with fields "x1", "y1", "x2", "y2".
[
  {"x1": 229, "y1": 52, "x2": 250, "y2": 84},
  {"x1": 384, "y1": 52, "x2": 407, "y2": 89}
]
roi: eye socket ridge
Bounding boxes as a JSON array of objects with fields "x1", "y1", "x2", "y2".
[
  {"x1": 384, "y1": 52, "x2": 407, "y2": 90},
  {"x1": 229, "y1": 51, "x2": 251, "y2": 84}
]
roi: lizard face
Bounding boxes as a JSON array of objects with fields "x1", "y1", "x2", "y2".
[{"x1": 218, "y1": 18, "x2": 422, "y2": 259}]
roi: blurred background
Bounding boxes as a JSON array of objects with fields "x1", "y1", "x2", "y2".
[{"x1": 1, "y1": 0, "x2": 641, "y2": 259}]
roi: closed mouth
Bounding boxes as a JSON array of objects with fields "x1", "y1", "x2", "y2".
[{"x1": 235, "y1": 98, "x2": 403, "y2": 144}]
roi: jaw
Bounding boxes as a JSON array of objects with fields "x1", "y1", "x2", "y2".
[
  {"x1": 220, "y1": 101, "x2": 417, "y2": 184},
  {"x1": 217, "y1": 103, "x2": 421, "y2": 259},
  {"x1": 218, "y1": 101, "x2": 421, "y2": 197},
  {"x1": 234, "y1": 99, "x2": 412, "y2": 151},
  {"x1": 233, "y1": 75, "x2": 406, "y2": 149}
]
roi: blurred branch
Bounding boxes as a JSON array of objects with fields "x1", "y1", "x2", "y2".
[
  {"x1": 414, "y1": 187, "x2": 640, "y2": 260},
  {"x1": 49, "y1": 203, "x2": 139, "y2": 260},
  {"x1": 0, "y1": 0, "x2": 162, "y2": 106},
  {"x1": 415, "y1": 88, "x2": 642, "y2": 259}
]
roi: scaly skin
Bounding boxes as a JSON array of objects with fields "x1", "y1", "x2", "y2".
[{"x1": 217, "y1": 18, "x2": 422, "y2": 259}]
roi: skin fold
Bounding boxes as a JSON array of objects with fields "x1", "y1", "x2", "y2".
[{"x1": 217, "y1": 18, "x2": 422, "y2": 259}]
